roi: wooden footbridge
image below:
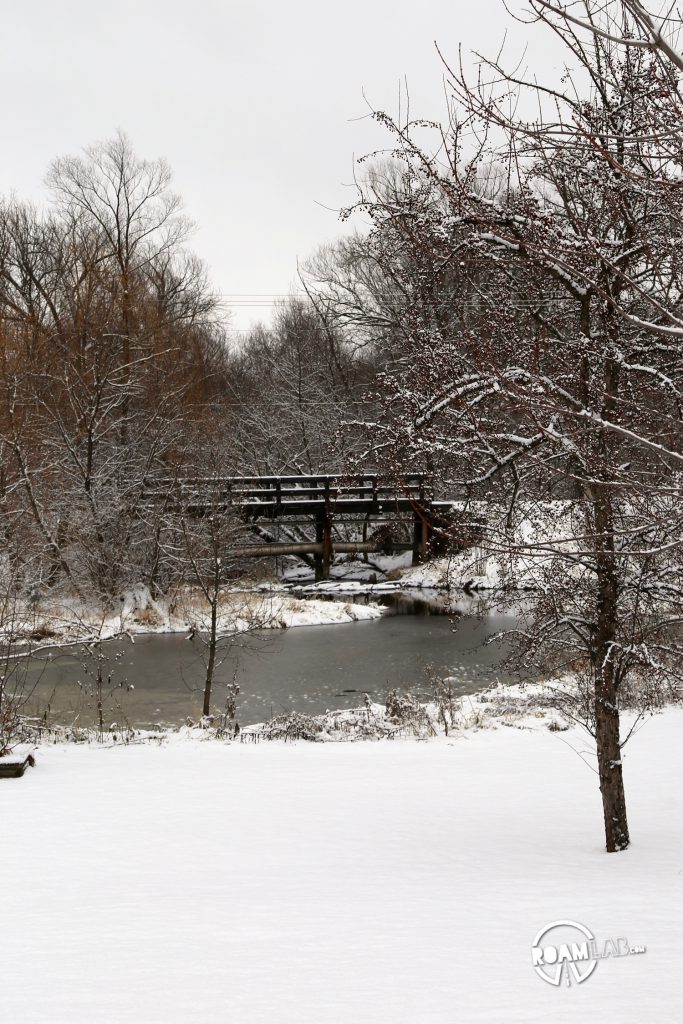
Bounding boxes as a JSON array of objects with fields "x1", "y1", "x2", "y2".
[{"x1": 144, "y1": 473, "x2": 474, "y2": 580}]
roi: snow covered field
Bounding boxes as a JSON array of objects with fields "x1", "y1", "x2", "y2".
[{"x1": 4, "y1": 709, "x2": 682, "y2": 1023}]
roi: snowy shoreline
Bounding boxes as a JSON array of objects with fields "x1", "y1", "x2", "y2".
[
  {"x1": 16, "y1": 676, "x2": 671, "y2": 749},
  {"x1": 4, "y1": 551, "x2": 510, "y2": 649},
  {"x1": 4, "y1": 584, "x2": 385, "y2": 648}
]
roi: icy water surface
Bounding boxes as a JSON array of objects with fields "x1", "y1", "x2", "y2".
[{"x1": 23, "y1": 598, "x2": 518, "y2": 729}]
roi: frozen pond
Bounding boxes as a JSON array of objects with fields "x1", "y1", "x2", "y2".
[{"x1": 22, "y1": 600, "x2": 518, "y2": 729}]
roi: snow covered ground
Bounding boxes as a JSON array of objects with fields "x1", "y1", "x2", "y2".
[{"x1": 4, "y1": 708, "x2": 682, "y2": 1023}]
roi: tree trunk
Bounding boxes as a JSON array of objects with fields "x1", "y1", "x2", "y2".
[
  {"x1": 592, "y1": 491, "x2": 629, "y2": 852},
  {"x1": 594, "y1": 673, "x2": 629, "y2": 852},
  {"x1": 203, "y1": 599, "x2": 217, "y2": 718}
]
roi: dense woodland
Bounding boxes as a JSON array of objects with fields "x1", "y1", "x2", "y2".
[{"x1": 0, "y1": 135, "x2": 387, "y2": 601}]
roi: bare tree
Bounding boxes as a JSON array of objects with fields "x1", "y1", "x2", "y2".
[
  {"x1": 46, "y1": 131, "x2": 191, "y2": 441},
  {"x1": 340, "y1": 0, "x2": 683, "y2": 851},
  {"x1": 0, "y1": 137, "x2": 225, "y2": 606},
  {"x1": 158, "y1": 472, "x2": 271, "y2": 722}
]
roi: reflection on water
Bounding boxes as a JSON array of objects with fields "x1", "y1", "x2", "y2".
[
  {"x1": 22, "y1": 594, "x2": 517, "y2": 729},
  {"x1": 286, "y1": 586, "x2": 463, "y2": 616},
  {"x1": 313, "y1": 592, "x2": 447, "y2": 615}
]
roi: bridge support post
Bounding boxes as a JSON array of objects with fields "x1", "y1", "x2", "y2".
[
  {"x1": 412, "y1": 510, "x2": 430, "y2": 565},
  {"x1": 315, "y1": 511, "x2": 333, "y2": 581}
]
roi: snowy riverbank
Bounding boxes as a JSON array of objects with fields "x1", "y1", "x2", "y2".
[
  {"x1": 8, "y1": 518, "x2": 559, "y2": 648},
  {"x1": 7, "y1": 584, "x2": 383, "y2": 645},
  {"x1": 4, "y1": 703, "x2": 682, "y2": 1023},
  {"x1": 5, "y1": 550, "x2": 510, "y2": 648},
  {"x1": 283, "y1": 550, "x2": 500, "y2": 591},
  {"x1": 237, "y1": 678, "x2": 582, "y2": 742}
]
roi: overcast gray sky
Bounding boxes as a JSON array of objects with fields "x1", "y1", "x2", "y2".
[{"x1": 1, "y1": 0, "x2": 562, "y2": 331}]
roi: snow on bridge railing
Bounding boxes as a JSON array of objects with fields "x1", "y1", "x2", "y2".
[{"x1": 140, "y1": 473, "x2": 431, "y2": 506}]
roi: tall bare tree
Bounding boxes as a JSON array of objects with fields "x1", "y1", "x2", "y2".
[
  {"x1": 0, "y1": 137, "x2": 224, "y2": 604},
  {"x1": 340, "y1": 0, "x2": 683, "y2": 851}
]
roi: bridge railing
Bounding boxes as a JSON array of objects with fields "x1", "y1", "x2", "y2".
[{"x1": 141, "y1": 473, "x2": 430, "y2": 509}]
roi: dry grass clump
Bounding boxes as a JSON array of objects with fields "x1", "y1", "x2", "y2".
[{"x1": 132, "y1": 607, "x2": 162, "y2": 627}]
